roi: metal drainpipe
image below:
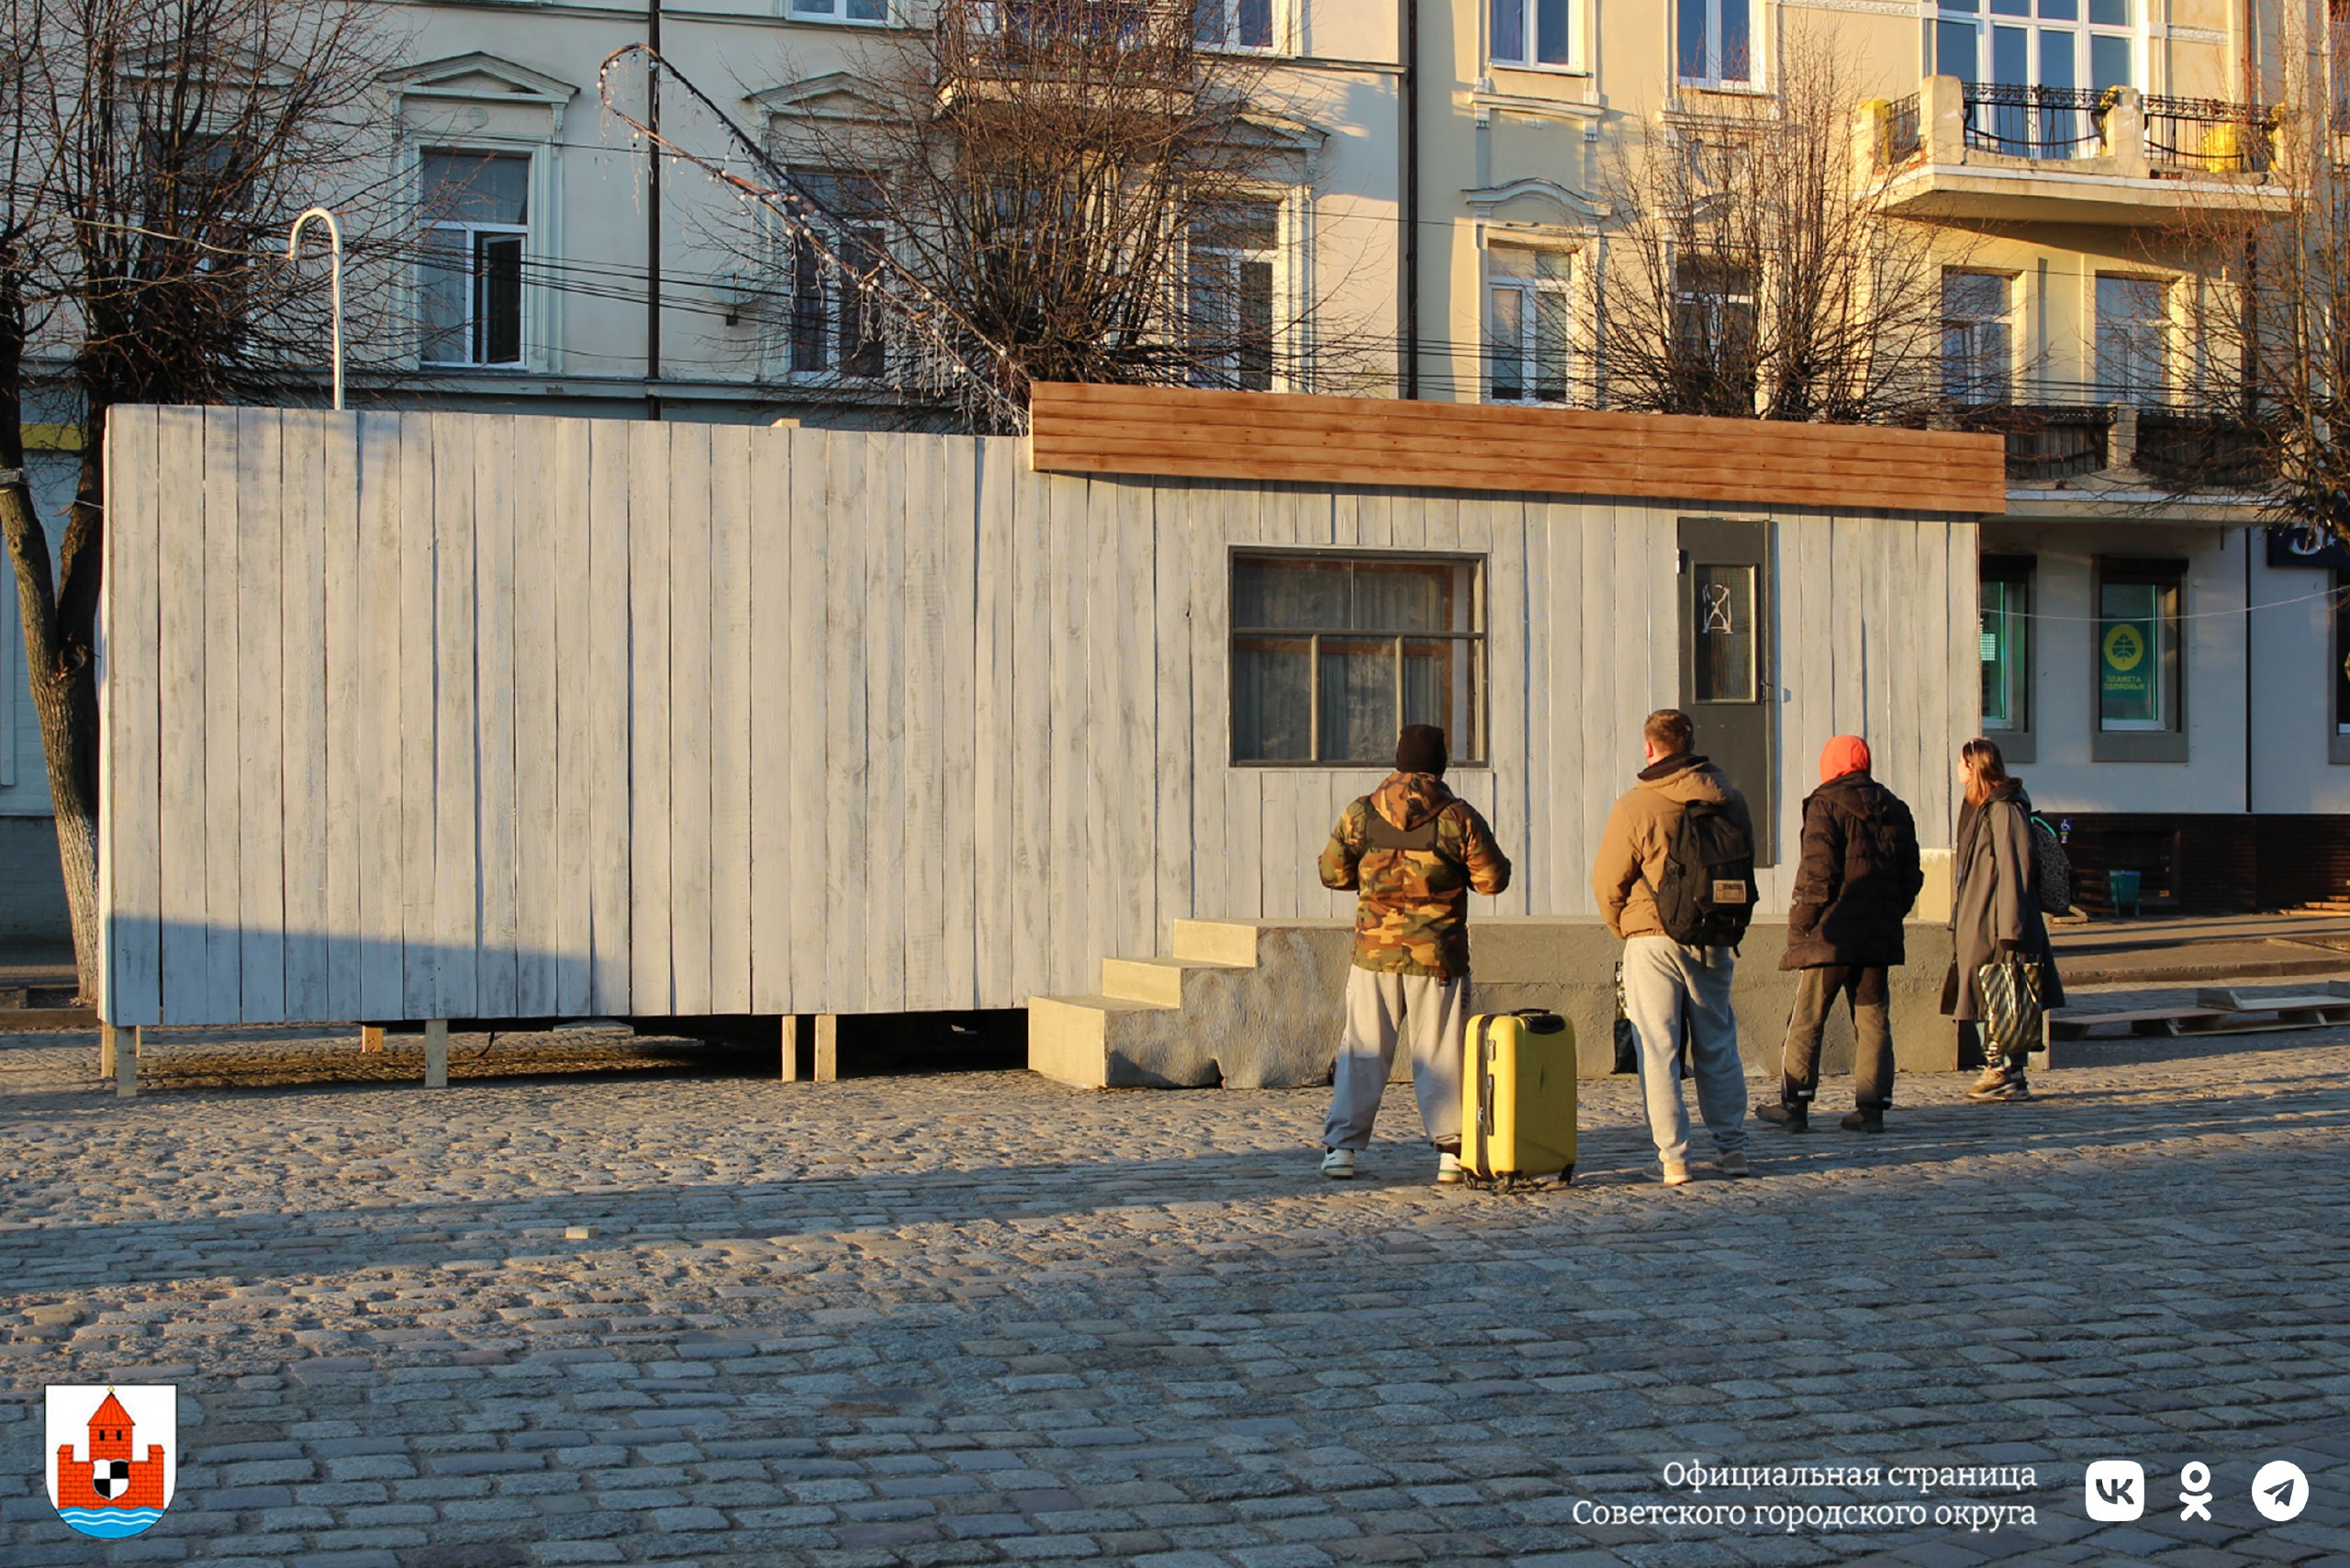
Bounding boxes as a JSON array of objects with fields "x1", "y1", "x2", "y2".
[
  {"x1": 1402, "y1": 0, "x2": 1420, "y2": 400},
  {"x1": 646, "y1": 0, "x2": 664, "y2": 421}
]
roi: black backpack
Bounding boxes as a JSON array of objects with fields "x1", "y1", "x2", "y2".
[{"x1": 1649, "y1": 800, "x2": 1758, "y2": 947}]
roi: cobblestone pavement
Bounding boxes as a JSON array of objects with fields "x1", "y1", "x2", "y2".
[{"x1": 2, "y1": 985, "x2": 2347, "y2": 1567}]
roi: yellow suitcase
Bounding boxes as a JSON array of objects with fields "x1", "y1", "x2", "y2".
[{"x1": 1461, "y1": 1010, "x2": 1577, "y2": 1187}]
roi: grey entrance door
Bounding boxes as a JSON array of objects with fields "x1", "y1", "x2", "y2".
[{"x1": 1677, "y1": 517, "x2": 1776, "y2": 866}]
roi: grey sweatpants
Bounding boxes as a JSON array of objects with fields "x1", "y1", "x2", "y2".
[
  {"x1": 1321, "y1": 965, "x2": 1470, "y2": 1151},
  {"x1": 1621, "y1": 935, "x2": 1749, "y2": 1165}
]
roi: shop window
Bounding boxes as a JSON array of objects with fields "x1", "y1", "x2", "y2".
[
  {"x1": 1492, "y1": 0, "x2": 1572, "y2": 69},
  {"x1": 1981, "y1": 555, "x2": 2034, "y2": 761},
  {"x1": 1231, "y1": 554, "x2": 1486, "y2": 766},
  {"x1": 2094, "y1": 558, "x2": 2187, "y2": 762},
  {"x1": 420, "y1": 151, "x2": 530, "y2": 367}
]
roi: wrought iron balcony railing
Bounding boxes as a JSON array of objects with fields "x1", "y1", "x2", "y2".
[
  {"x1": 1962, "y1": 83, "x2": 2109, "y2": 162},
  {"x1": 2143, "y1": 95, "x2": 2275, "y2": 174}
]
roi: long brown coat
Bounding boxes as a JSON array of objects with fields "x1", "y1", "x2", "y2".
[{"x1": 1942, "y1": 784, "x2": 2066, "y2": 1022}]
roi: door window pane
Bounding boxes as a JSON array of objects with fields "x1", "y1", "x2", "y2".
[
  {"x1": 1692, "y1": 564, "x2": 1759, "y2": 702},
  {"x1": 2097, "y1": 274, "x2": 2171, "y2": 403},
  {"x1": 1981, "y1": 571, "x2": 2031, "y2": 732},
  {"x1": 1231, "y1": 555, "x2": 1485, "y2": 764},
  {"x1": 2098, "y1": 573, "x2": 2181, "y2": 732}
]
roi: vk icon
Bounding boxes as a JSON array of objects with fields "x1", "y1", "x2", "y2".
[{"x1": 2087, "y1": 1460, "x2": 2147, "y2": 1522}]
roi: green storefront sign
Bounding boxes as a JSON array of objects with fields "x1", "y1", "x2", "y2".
[{"x1": 2100, "y1": 616, "x2": 2155, "y2": 724}]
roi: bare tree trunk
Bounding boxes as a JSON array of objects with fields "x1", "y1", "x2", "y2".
[{"x1": 0, "y1": 476, "x2": 100, "y2": 1003}]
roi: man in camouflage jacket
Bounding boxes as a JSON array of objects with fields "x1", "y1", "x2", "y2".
[{"x1": 1317, "y1": 723, "x2": 1513, "y2": 1182}]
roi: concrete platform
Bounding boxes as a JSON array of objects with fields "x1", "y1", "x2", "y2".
[{"x1": 1032, "y1": 917, "x2": 1957, "y2": 1089}]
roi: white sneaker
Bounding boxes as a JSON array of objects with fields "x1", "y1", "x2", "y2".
[
  {"x1": 1321, "y1": 1148, "x2": 1356, "y2": 1180},
  {"x1": 1436, "y1": 1151, "x2": 1462, "y2": 1185},
  {"x1": 1661, "y1": 1160, "x2": 1692, "y2": 1187}
]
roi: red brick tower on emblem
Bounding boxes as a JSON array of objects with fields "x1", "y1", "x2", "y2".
[{"x1": 55, "y1": 1391, "x2": 167, "y2": 1511}]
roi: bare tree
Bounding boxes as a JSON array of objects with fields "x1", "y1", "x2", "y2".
[
  {"x1": 0, "y1": 0, "x2": 405, "y2": 999},
  {"x1": 2167, "y1": 20, "x2": 2350, "y2": 529},
  {"x1": 1594, "y1": 28, "x2": 1947, "y2": 423},
  {"x1": 637, "y1": 0, "x2": 1360, "y2": 430}
]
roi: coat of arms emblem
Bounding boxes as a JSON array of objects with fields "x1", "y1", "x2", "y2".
[{"x1": 47, "y1": 1385, "x2": 176, "y2": 1539}]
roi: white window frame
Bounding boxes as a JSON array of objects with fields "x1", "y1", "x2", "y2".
[
  {"x1": 418, "y1": 150, "x2": 532, "y2": 370},
  {"x1": 1195, "y1": 0, "x2": 1281, "y2": 54},
  {"x1": 1188, "y1": 197, "x2": 1288, "y2": 392},
  {"x1": 1483, "y1": 241, "x2": 1577, "y2": 405},
  {"x1": 1926, "y1": 0, "x2": 2141, "y2": 95},
  {"x1": 1489, "y1": 0, "x2": 1579, "y2": 73},
  {"x1": 1676, "y1": 0, "x2": 1757, "y2": 91},
  {"x1": 2095, "y1": 272, "x2": 2173, "y2": 405},
  {"x1": 786, "y1": 0, "x2": 890, "y2": 24},
  {"x1": 773, "y1": 171, "x2": 890, "y2": 384},
  {"x1": 1942, "y1": 269, "x2": 2014, "y2": 405}
]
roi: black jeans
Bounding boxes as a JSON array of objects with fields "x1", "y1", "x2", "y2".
[{"x1": 1779, "y1": 965, "x2": 1894, "y2": 1110}]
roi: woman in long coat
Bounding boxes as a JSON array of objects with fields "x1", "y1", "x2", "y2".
[{"x1": 1942, "y1": 737, "x2": 2065, "y2": 1101}]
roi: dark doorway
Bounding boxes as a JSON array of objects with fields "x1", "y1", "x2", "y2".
[{"x1": 1678, "y1": 517, "x2": 1777, "y2": 865}]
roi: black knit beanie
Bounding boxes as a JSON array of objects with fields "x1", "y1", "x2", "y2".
[{"x1": 1395, "y1": 724, "x2": 1448, "y2": 777}]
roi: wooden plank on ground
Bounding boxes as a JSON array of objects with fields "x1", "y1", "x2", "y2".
[
  {"x1": 747, "y1": 423, "x2": 793, "y2": 1014},
  {"x1": 472, "y1": 415, "x2": 520, "y2": 1020},
  {"x1": 279, "y1": 410, "x2": 331, "y2": 1020},
  {"x1": 708, "y1": 423, "x2": 753, "y2": 1014},
  {"x1": 902, "y1": 434, "x2": 949, "y2": 1012},
  {"x1": 104, "y1": 407, "x2": 162, "y2": 1025},
  {"x1": 236, "y1": 409, "x2": 286, "y2": 1024},
  {"x1": 628, "y1": 420, "x2": 674, "y2": 1015},
  {"x1": 548, "y1": 417, "x2": 595, "y2": 1017},
  {"x1": 156, "y1": 409, "x2": 209, "y2": 1023},
  {"x1": 509, "y1": 416, "x2": 559, "y2": 1017},
  {"x1": 431, "y1": 414, "x2": 480, "y2": 1018},
  {"x1": 586, "y1": 420, "x2": 632, "y2": 1014},
  {"x1": 397, "y1": 415, "x2": 439, "y2": 1016}
]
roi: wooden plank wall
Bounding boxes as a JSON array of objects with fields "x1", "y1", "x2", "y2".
[
  {"x1": 98, "y1": 407, "x2": 1975, "y2": 1026},
  {"x1": 1030, "y1": 383, "x2": 2009, "y2": 516}
]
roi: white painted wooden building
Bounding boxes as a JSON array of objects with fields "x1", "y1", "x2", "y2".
[{"x1": 95, "y1": 394, "x2": 1999, "y2": 1066}]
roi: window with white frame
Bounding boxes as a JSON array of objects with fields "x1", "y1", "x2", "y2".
[
  {"x1": 1673, "y1": 256, "x2": 1757, "y2": 371},
  {"x1": 1677, "y1": 0, "x2": 1752, "y2": 88},
  {"x1": 1942, "y1": 270, "x2": 2013, "y2": 404},
  {"x1": 1491, "y1": 0, "x2": 1572, "y2": 69},
  {"x1": 1195, "y1": 0, "x2": 1274, "y2": 50},
  {"x1": 2096, "y1": 273, "x2": 2171, "y2": 404},
  {"x1": 783, "y1": 172, "x2": 887, "y2": 379},
  {"x1": 1189, "y1": 201, "x2": 1280, "y2": 391},
  {"x1": 1231, "y1": 554, "x2": 1487, "y2": 766},
  {"x1": 1929, "y1": 0, "x2": 2135, "y2": 94},
  {"x1": 789, "y1": 0, "x2": 888, "y2": 22},
  {"x1": 420, "y1": 151, "x2": 529, "y2": 368},
  {"x1": 1485, "y1": 244, "x2": 1572, "y2": 404}
]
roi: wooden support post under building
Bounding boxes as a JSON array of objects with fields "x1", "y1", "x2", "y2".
[
  {"x1": 99, "y1": 1022, "x2": 117, "y2": 1080},
  {"x1": 780, "y1": 1014, "x2": 799, "y2": 1082},
  {"x1": 813, "y1": 1015, "x2": 838, "y2": 1082},
  {"x1": 424, "y1": 1019, "x2": 449, "y2": 1089},
  {"x1": 361, "y1": 1025, "x2": 386, "y2": 1054},
  {"x1": 115, "y1": 1025, "x2": 140, "y2": 1098}
]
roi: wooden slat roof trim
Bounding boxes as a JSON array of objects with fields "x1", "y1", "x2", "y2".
[{"x1": 1027, "y1": 383, "x2": 2008, "y2": 515}]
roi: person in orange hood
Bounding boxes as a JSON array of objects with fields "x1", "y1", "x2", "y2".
[{"x1": 1756, "y1": 735, "x2": 1923, "y2": 1133}]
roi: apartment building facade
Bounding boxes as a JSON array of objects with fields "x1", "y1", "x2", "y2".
[{"x1": 7, "y1": 0, "x2": 2346, "y2": 937}]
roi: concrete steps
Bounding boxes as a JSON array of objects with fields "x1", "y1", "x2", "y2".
[
  {"x1": 1031, "y1": 916, "x2": 1965, "y2": 1089},
  {"x1": 1029, "y1": 921, "x2": 1352, "y2": 1088}
]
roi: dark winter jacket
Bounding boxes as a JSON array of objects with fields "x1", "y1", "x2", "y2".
[
  {"x1": 1779, "y1": 770, "x2": 1925, "y2": 970},
  {"x1": 1941, "y1": 781, "x2": 2067, "y2": 1021}
]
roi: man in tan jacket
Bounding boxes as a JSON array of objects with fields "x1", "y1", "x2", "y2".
[{"x1": 1593, "y1": 709, "x2": 1756, "y2": 1186}]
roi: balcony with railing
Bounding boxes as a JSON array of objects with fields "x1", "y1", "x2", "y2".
[
  {"x1": 1859, "y1": 77, "x2": 2289, "y2": 224},
  {"x1": 940, "y1": 0, "x2": 1203, "y2": 99},
  {"x1": 1937, "y1": 400, "x2": 2277, "y2": 493}
]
